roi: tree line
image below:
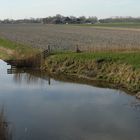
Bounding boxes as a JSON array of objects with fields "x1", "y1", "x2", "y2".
[
  {"x1": 0, "y1": 18, "x2": 42, "y2": 24},
  {"x1": 0, "y1": 15, "x2": 140, "y2": 24},
  {"x1": 99, "y1": 16, "x2": 140, "y2": 23},
  {"x1": 42, "y1": 14, "x2": 98, "y2": 24}
]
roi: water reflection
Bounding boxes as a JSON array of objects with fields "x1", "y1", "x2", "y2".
[
  {"x1": 0, "y1": 60, "x2": 140, "y2": 140},
  {"x1": 6, "y1": 64, "x2": 119, "y2": 90},
  {"x1": 7, "y1": 65, "x2": 51, "y2": 85},
  {"x1": 0, "y1": 108, "x2": 12, "y2": 140},
  {"x1": 7, "y1": 64, "x2": 140, "y2": 113},
  {"x1": 130, "y1": 101, "x2": 140, "y2": 111}
]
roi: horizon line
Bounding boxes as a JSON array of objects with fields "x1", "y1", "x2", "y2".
[{"x1": 1, "y1": 15, "x2": 140, "y2": 21}]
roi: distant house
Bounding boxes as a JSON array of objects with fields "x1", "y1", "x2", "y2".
[{"x1": 61, "y1": 17, "x2": 71, "y2": 24}]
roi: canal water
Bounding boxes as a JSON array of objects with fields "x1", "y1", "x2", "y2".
[{"x1": 0, "y1": 59, "x2": 140, "y2": 140}]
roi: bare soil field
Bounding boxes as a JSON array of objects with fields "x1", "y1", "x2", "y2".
[{"x1": 0, "y1": 24, "x2": 140, "y2": 51}]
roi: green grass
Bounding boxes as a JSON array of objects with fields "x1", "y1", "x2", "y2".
[
  {"x1": 0, "y1": 37, "x2": 38, "y2": 52},
  {"x1": 0, "y1": 37, "x2": 40, "y2": 59},
  {"x1": 71, "y1": 23, "x2": 140, "y2": 29},
  {"x1": 0, "y1": 37, "x2": 140, "y2": 69},
  {"x1": 51, "y1": 52, "x2": 140, "y2": 69},
  {"x1": 0, "y1": 52, "x2": 9, "y2": 59}
]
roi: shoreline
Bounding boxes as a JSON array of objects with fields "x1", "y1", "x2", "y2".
[
  {"x1": 42, "y1": 55, "x2": 140, "y2": 95},
  {"x1": 0, "y1": 38, "x2": 140, "y2": 96},
  {"x1": 1, "y1": 55, "x2": 140, "y2": 96},
  {"x1": 47, "y1": 72, "x2": 135, "y2": 95}
]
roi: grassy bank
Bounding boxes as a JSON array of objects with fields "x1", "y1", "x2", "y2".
[
  {"x1": 0, "y1": 37, "x2": 140, "y2": 93},
  {"x1": 43, "y1": 52, "x2": 140, "y2": 93},
  {"x1": 0, "y1": 37, "x2": 42, "y2": 68},
  {"x1": 0, "y1": 37, "x2": 39, "y2": 60}
]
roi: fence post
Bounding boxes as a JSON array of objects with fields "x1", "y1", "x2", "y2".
[
  {"x1": 48, "y1": 45, "x2": 50, "y2": 54},
  {"x1": 76, "y1": 45, "x2": 81, "y2": 53}
]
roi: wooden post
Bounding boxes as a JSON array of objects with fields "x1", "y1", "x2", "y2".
[
  {"x1": 76, "y1": 45, "x2": 81, "y2": 53},
  {"x1": 48, "y1": 77, "x2": 51, "y2": 85},
  {"x1": 48, "y1": 45, "x2": 50, "y2": 54}
]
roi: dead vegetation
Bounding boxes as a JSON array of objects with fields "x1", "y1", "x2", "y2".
[
  {"x1": 44, "y1": 56, "x2": 140, "y2": 93},
  {"x1": 0, "y1": 24, "x2": 140, "y2": 52}
]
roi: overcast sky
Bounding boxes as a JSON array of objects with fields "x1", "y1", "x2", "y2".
[{"x1": 0, "y1": 0, "x2": 139, "y2": 19}]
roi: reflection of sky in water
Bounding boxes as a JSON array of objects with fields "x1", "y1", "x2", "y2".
[{"x1": 0, "y1": 60, "x2": 140, "y2": 140}]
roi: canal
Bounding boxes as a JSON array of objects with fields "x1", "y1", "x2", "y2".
[{"x1": 0, "y1": 59, "x2": 140, "y2": 140}]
